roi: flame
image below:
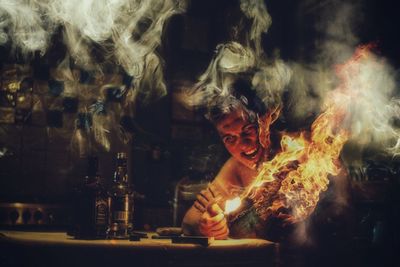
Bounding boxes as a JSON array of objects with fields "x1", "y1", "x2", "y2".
[
  {"x1": 246, "y1": 96, "x2": 349, "y2": 222},
  {"x1": 224, "y1": 197, "x2": 242, "y2": 215},
  {"x1": 236, "y1": 46, "x2": 384, "y2": 223}
]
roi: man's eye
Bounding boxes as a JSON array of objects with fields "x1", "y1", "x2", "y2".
[
  {"x1": 243, "y1": 125, "x2": 257, "y2": 135},
  {"x1": 223, "y1": 136, "x2": 236, "y2": 144}
]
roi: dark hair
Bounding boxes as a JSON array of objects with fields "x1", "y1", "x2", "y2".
[
  {"x1": 205, "y1": 78, "x2": 267, "y2": 124},
  {"x1": 231, "y1": 78, "x2": 267, "y2": 115}
]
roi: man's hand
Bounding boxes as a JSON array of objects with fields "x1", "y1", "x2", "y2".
[
  {"x1": 199, "y1": 203, "x2": 229, "y2": 240},
  {"x1": 193, "y1": 185, "x2": 221, "y2": 213}
]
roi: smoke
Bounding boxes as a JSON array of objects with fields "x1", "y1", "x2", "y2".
[
  {"x1": 195, "y1": 42, "x2": 256, "y2": 98},
  {"x1": 315, "y1": 1, "x2": 362, "y2": 65},
  {"x1": 286, "y1": 63, "x2": 332, "y2": 123},
  {"x1": 178, "y1": 0, "x2": 291, "y2": 114},
  {"x1": 335, "y1": 46, "x2": 400, "y2": 155},
  {"x1": 0, "y1": 0, "x2": 52, "y2": 54},
  {"x1": 0, "y1": 0, "x2": 187, "y2": 78},
  {"x1": 283, "y1": 0, "x2": 400, "y2": 244},
  {"x1": 287, "y1": 1, "x2": 400, "y2": 158},
  {"x1": 180, "y1": 44, "x2": 292, "y2": 118},
  {"x1": 252, "y1": 59, "x2": 292, "y2": 110},
  {"x1": 0, "y1": 0, "x2": 186, "y2": 154},
  {"x1": 240, "y1": 0, "x2": 272, "y2": 56},
  {"x1": 287, "y1": 1, "x2": 363, "y2": 122}
]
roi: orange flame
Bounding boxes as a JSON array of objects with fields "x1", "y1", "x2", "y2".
[
  {"x1": 232, "y1": 45, "x2": 377, "y2": 223},
  {"x1": 247, "y1": 98, "x2": 349, "y2": 222}
]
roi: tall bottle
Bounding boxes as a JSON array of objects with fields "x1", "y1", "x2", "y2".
[
  {"x1": 107, "y1": 152, "x2": 134, "y2": 239},
  {"x1": 72, "y1": 155, "x2": 109, "y2": 239}
]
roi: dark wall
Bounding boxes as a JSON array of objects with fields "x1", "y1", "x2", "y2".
[{"x1": 1, "y1": 0, "x2": 400, "y2": 206}]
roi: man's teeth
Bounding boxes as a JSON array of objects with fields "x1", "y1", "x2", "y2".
[{"x1": 244, "y1": 148, "x2": 258, "y2": 156}]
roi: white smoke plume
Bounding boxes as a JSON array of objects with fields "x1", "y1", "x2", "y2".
[
  {"x1": 180, "y1": 0, "x2": 291, "y2": 114},
  {"x1": 287, "y1": 1, "x2": 364, "y2": 122},
  {"x1": 0, "y1": 0, "x2": 52, "y2": 54},
  {"x1": 283, "y1": 0, "x2": 400, "y2": 244},
  {"x1": 0, "y1": 0, "x2": 187, "y2": 154},
  {"x1": 240, "y1": 0, "x2": 272, "y2": 56},
  {"x1": 334, "y1": 46, "x2": 400, "y2": 155},
  {"x1": 179, "y1": 41, "x2": 292, "y2": 115},
  {"x1": 288, "y1": 1, "x2": 400, "y2": 157},
  {"x1": 0, "y1": 0, "x2": 187, "y2": 96}
]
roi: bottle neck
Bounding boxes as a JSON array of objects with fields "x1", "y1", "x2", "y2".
[
  {"x1": 114, "y1": 166, "x2": 128, "y2": 183},
  {"x1": 85, "y1": 156, "x2": 99, "y2": 184}
]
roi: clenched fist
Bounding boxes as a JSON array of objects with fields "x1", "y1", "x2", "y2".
[{"x1": 199, "y1": 203, "x2": 229, "y2": 240}]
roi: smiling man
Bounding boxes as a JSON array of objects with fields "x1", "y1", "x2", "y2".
[{"x1": 181, "y1": 78, "x2": 280, "y2": 239}]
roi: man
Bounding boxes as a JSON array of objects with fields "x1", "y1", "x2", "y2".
[{"x1": 182, "y1": 78, "x2": 281, "y2": 239}]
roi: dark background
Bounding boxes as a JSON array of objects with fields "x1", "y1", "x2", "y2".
[{"x1": 0, "y1": 1, "x2": 400, "y2": 264}]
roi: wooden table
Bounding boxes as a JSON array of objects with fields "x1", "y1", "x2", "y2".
[{"x1": 0, "y1": 231, "x2": 276, "y2": 267}]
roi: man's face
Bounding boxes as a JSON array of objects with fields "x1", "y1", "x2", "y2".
[{"x1": 216, "y1": 108, "x2": 265, "y2": 169}]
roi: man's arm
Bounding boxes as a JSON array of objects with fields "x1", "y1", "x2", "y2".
[{"x1": 181, "y1": 158, "x2": 240, "y2": 236}]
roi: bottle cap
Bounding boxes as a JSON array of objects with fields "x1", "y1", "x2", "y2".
[{"x1": 117, "y1": 152, "x2": 127, "y2": 159}]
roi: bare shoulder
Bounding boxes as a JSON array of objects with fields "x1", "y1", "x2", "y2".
[
  {"x1": 213, "y1": 157, "x2": 240, "y2": 184},
  {"x1": 212, "y1": 157, "x2": 257, "y2": 196}
]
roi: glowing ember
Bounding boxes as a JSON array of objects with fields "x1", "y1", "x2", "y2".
[{"x1": 224, "y1": 197, "x2": 241, "y2": 214}]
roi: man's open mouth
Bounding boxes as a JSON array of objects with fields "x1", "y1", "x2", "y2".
[{"x1": 241, "y1": 146, "x2": 260, "y2": 159}]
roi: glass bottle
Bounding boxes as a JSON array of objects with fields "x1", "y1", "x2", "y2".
[
  {"x1": 72, "y1": 155, "x2": 109, "y2": 239},
  {"x1": 107, "y1": 152, "x2": 134, "y2": 239}
]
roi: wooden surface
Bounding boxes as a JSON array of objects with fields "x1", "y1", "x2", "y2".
[{"x1": 0, "y1": 231, "x2": 277, "y2": 267}]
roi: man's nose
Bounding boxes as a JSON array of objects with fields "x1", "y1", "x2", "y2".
[{"x1": 239, "y1": 137, "x2": 253, "y2": 149}]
